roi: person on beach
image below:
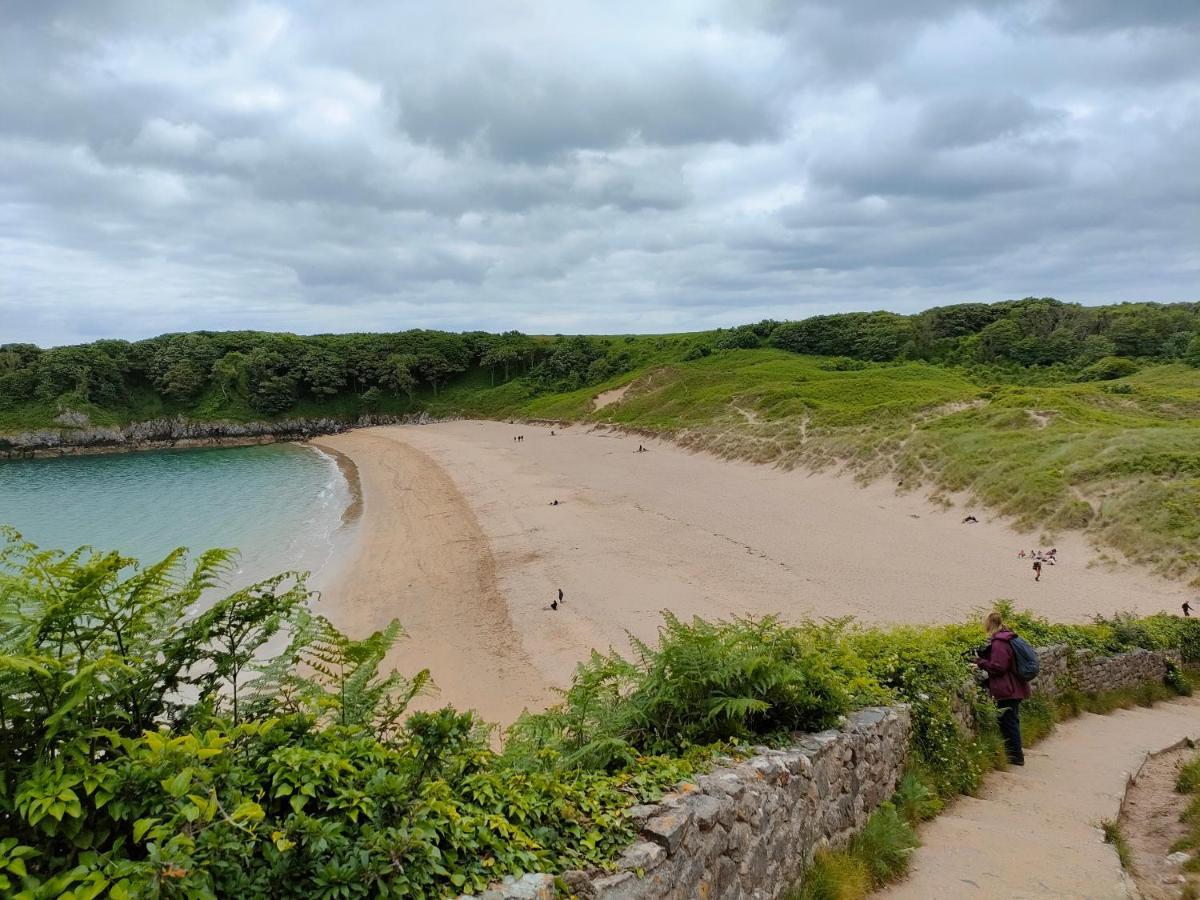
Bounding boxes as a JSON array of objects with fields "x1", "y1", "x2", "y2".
[
  {"x1": 550, "y1": 499, "x2": 559, "y2": 506},
  {"x1": 557, "y1": 588, "x2": 564, "y2": 604},
  {"x1": 1032, "y1": 559, "x2": 1042, "y2": 581},
  {"x1": 550, "y1": 599, "x2": 558, "y2": 611},
  {"x1": 1184, "y1": 601, "x2": 1192, "y2": 618},
  {"x1": 974, "y1": 611, "x2": 1031, "y2": 766},
  {"x1": 962, "y1": 514, "x2": 978, "y2": 524},
  {"x1": 1018, "y1": 549, "x2": 1026, "y2": 558}
]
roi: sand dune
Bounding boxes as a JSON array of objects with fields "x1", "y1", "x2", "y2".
[{"x1": 314, "y1": 421, "x2": 1187, "y2": 725}]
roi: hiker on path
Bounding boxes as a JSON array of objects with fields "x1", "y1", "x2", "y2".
[
  {"x1": 974, "y1": 611, "x2": 1032, "y2": 766},
  {"x1": 1032, "y1": 559, "x2": 1042, "y2": 581}
]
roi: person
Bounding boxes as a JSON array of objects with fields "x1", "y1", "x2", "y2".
[
  {"x1": 1033, "y1": 559, "x2": 1042, "y2": 581},
  {"x1": 1184, "y1": 601, "x2": 1192, "y2": 618},
  {"x1": 1018, "y1": 549, "x2": 1026, "y2": 558},
  {"x1": 550, "y1": 499, "x2": 559, "y2": 506},
  {"x1": 962, "y1": 514, "x2": 978, "y2": 524},
  {"x1": 974, "y1": 611, "x2": 1031, "y2": 766},
  {"x1": 550, "y1": 599, "x2": 558, "y2": 611},
  {"x1": 551, "y1": 430, "x2": 555, "y2": 436},
  {"x1": 557, "y1": 588, "x2": 564, "y2": 604}
]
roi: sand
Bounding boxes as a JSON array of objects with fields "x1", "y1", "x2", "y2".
[{"x1": 313, "y1": 421, "x2": 1189, "y2": 725}]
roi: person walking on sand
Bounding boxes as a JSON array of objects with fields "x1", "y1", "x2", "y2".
[
  {"x1": 1032, "y1": 559, "x2": 1042, "y2": 581},
  {"x1": 974, "y1": 611, "x2": 1032, "y2": 766},
  {"x1": 1184, "y1": 601, "x2": 1192, "y2": 618},
  {"x1": 557, "y1": 588, "x2": 564, "y2": 604}
]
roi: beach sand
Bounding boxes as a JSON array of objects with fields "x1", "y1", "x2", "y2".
[{"x1": 314, "y1": 421, "x2": 1188, "y2": 725}]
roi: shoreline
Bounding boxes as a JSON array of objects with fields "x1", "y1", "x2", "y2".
[
  {"x1": 316, "y1": 421, "x2": 1189, "y2": 726},
  {"x1": 308, "y1": 441, "x2": 364, "y2": 527}
]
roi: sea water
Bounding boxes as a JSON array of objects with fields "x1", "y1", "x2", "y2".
[{"x1": 0, "y1": 443, "x2": 350, "y2": 588}]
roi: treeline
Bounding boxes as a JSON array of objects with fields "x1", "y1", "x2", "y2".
[
  {"x1": 0, "y1": 329, "x2": 638, "y2": 417},
  {"x1": 2, "y1": 299, "x2": 1198, "y2": 422},
  {"x1": 707, "y1": 298, "x2": 1200, "y2": 372}
]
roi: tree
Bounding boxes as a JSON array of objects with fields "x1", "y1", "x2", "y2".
[
  {"x1": 298, "y1": 347, "x2": 346, "y2": 399},
  {"x1": 382, "y1": 352, "x2": 418, "y2": 400}
]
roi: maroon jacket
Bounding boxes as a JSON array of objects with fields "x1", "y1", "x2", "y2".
[{"x1": 976, "y1": 630, "x2": 1032, "y2": 700}]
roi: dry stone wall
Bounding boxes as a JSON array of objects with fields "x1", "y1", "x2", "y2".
[
  {"x1": 466, "y1": 706, "x2": 912, "y2": 900},
  {"x1": 1033, "y1": 645, "x2": 1179, "y2": 698},
  {"x1": 469, "y1": 644, "x2": 1180, "y2": 900}
]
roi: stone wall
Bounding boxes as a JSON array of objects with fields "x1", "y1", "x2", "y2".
[
  {"x1": 0, "y1": 411, "x2": 447, "y2": 458},
  {"x1": 1033, "y1": 645, "x2": 1179, "y2": 698},
  {"x1": 951, "y1": 644, "x2": 1180, "y2": 734},
  {"x1": 469, "y1": 645, "x2": 1180, "y2": 900},
  {"x1": 466, "y1": 706, "x2": 912, "y2": 900}
]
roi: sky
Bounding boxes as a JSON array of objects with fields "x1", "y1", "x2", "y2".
[{"x1": 2, "y1": 1, "x2": 1198, "y2": 346}]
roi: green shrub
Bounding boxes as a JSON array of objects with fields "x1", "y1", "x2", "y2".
[
  {"x1": 850, "y1": 802, "x2": 919, "y2": 886},
  {"x1": 791, "y1": 850, "x2": 871, "y2": 900},
  {"x1": 1178, "y1": 755, "x2": 1200, "y2": 794},
  {"x1": 1077, "y1": 356, "x2": 1139, "y2": 381}
]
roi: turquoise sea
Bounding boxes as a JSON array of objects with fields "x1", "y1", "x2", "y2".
[{"x1": 0, "y1": 443, "x2": 350, "y2": 587}]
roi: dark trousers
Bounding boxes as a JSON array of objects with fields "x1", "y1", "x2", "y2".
[{"x1": 996, "y1": 698, "x2": 1024, "y2": 764}]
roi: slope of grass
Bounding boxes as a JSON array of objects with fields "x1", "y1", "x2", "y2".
[{"x1": 560, "y1": 353, "x2": 1200, "y2": 582}]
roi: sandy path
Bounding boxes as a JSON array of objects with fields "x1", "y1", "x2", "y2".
[
  {"x1": 315, "y1": 421, "x2": 1187, "y2": 723},
  {"x1": 880, "y1": 697, "x2": 1200, "y2": 899}
]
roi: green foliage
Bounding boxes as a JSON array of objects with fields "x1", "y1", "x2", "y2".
[
  {"x1": 1177, "y1": 754, "x2": 1200, "y2": 794},
  {"x1": 2, "y1": 526, "x2": 1196, "y2": 896},
  {"x1": 505, "y1": 614, "x2": 887, "y2": 768},
  {"x1": 1101, "y1": 819, "x2": 1136, "y2": 872},
  {"x1": 788, "y1": 802, "x2": 919, "y2": 900}
]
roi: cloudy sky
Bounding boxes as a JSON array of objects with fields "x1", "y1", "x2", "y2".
[{"x1": 2, "y1": 1, "x2": 1197, "y2": 346}]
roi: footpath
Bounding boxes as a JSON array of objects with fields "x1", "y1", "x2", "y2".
[{"x1": 880, "y1": 697, "x2": 1200, "y2": 899}]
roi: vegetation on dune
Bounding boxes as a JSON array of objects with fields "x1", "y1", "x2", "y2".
[{"x1": 3, "y1": 530, "x2": 1198, "y2": 897}]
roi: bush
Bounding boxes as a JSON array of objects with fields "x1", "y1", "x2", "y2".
[{"x1": 1076, "y1": 356, "x2": 1139, "y2": 382}]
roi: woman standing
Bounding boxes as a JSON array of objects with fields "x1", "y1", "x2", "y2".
[{"x1": 974, "y1": 611, "x2": 1032, "y2": 766}]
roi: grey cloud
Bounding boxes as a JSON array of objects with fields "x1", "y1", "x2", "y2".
[
  {"x1": 0, "y1": 0, "x2": 1196, "y2": 346},
  {"x1": 395, "y1": 56, "x2": 778, "y2": 162},
  {"x1": 915, "y1": 94, "x2": 1065, "y2": 149}
]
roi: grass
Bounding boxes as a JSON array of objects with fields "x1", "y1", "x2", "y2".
[
  {"x1": 787, "y1": 802, "x2": 919, "y2": 900},
  {"x1": 1101, "y1": 819, "x2": 1136, "y2": 872},
  {"x1": 584, "y1": 354, "x2": 1200, "y2": 582}
]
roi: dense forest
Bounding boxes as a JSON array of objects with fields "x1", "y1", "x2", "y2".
[{"x1": 2, "y1": 298, "x2": 1199, "y2": 429}]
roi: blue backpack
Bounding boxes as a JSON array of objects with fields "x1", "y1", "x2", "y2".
[{"x1": 1008, "y1": 635, "x2": 1040, "y2": 682}]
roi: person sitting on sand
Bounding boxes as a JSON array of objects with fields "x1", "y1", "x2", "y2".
[
  {"x1": 550, "y1": 499, "x2": 559, "y2": 506},
  {"x1": 1032, "y1": 559, "x2": 1042, "y2": 581},
  {"x1": 550, "y1": 599, "x2": 558, "y2": 611},
  {"x1": 973, "y1": 611, "x2": 1031, "y2": 766},
  {"x1": 962, "y1": 514, "x2": 978, "y2": 524}
]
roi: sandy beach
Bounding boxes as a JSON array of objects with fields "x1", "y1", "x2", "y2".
[{"x1": 313, "y1": 421, "x2": 1188, "y2": 725}]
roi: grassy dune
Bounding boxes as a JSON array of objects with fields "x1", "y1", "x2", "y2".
[{"x1": 511, "y1": 350, "x2": 1200, "y2": 582}]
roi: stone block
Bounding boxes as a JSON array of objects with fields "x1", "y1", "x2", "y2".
[
  {"x1": 617, "y1": 841, "x2": 666, "y2": 873},
  {"x1": 643, "y1": 809, "x2": 691, "y2": 853}
]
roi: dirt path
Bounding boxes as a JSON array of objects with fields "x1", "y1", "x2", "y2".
[
  {"x1": 1120, "y1": 742, "x2": 1198, "y2": 899},
  {"x1": 880, "y1": 698, "x2": 1200, "y2": 900}
]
